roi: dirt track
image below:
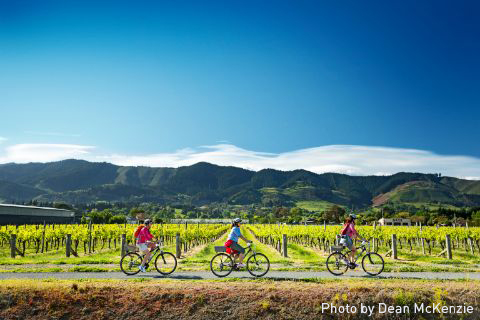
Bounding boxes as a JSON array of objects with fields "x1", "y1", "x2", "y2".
[{"x1": 0, "y1": 271, "x2": 479, "y2": 280}]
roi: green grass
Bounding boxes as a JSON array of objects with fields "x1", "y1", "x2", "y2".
[
  {"x1": 394, "y1": 202, "x2": 462, "y2": 210},
  {"x1": 285, "y1": 243, "x2": 323, "y2": 264},
  {"x1": 0, "y1": 247, "x2": 123, "y2": 265},
  {"x1": 260, "y1": 187, "x2": 281, "y2": 194},
  {"x1": 295, "y1": 200, "x2": 343, "y2": 211}
]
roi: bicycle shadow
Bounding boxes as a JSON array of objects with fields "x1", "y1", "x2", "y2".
[
  {"x1": 131, "y1": 274, "x2": 204, "y2": 280},
  {"x1": 355, "y1": 274, "x2": 424, "y2": 280}
]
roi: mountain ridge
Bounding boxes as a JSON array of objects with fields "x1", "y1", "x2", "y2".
[{"x1": 0, "y1": 159, "x2": 479, "y2": 208}]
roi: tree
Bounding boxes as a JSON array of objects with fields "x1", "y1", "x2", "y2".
[
  {"x1": 129, "y1": 208, "x2": 145, "y2": 219},
  {"x1": 289, "y1": 207, "x2": 302, "y2": 224},
  {"x1": 323, "y1": 205, "x2": 345, "y2": 223},
  {"x1": 110, "y1": 215, "x2": 127, "y2": 224},
  {"x1": 53, "y1": 202, "x2": 73, "y2": 210},
  {"x1": 472, "y1": 211, "x2": 480, "y2": 226},
  {"x1": 410, "y1": 215, "x2": 426, "y2": 224},
  {"x1": 395, "y1": 212, "x2": 411, "y2": 219}
]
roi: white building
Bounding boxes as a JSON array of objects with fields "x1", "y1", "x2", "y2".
[{"x1": 378, "y1": 218, "x2": 411, "y2": 226}]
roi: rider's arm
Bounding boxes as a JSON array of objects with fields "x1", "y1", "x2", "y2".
[{"x1": 239, "y1": 235, "x2": 251, "y2": 243}]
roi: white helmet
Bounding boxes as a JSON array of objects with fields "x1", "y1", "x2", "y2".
[{"x1": 233, "y1": 218, "x2": 242, "y2": 224}]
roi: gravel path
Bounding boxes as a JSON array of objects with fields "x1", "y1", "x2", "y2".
[{"x1": 0, "y1": 271, "x2": 478, "y2": 280}]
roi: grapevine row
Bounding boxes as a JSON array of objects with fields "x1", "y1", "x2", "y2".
[
  {"x1": 248, "y1": 225, "x2": 480, "y2": 256},
  {"x1": 0, "y1": 223, "x2": 229, "y2": 257}
]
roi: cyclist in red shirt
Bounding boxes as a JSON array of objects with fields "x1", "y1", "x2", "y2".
[{"x1": 137, "y1": 219, "x2": 156, "y2": 272}]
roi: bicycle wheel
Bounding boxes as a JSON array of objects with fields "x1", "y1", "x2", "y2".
[
  {"x1": 210, "y1": 253, "x2": 234, "y2": 277},
  {"x1": 120, "y1": 252, "x2": 142, "y2": 275},
  {"x1": 326, "y1": 252, "x2": 349, "y2": 276},
  {"x1": 155, "y1": 252, "x2": 177, "y2": 275},
  {"x1": 362, "y1": 253, "x2": 384, "y2": 276},
  {"x1": 247, "y1": 253, "x2": 270, "y2": 277}
]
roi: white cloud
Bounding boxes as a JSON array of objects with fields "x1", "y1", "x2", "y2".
[
  {"x1": 0, "y1": 144, "x2": 95, "y2": 163},
  {"x1": 0, "y1": 137, "x2": 7, "y2": 144},
  {"x1": 96, "y1": 144, "x2": 480, "y2": 180},
  {"x1": 1, "y1": 143, "x2": 480, "y2": 180}
]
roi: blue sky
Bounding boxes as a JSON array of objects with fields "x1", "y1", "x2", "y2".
[{"x1": 0, "y1": 1, "x2": 479, "y2": 177}]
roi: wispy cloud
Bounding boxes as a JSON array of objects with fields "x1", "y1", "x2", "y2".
[
  {"x1": 0, "y1": 143, "x2": 479, "y2": 180},
  {"x1": 0, "y1": 144, "x2": 95, "y2": 163},
  {"x1": 95, "y1": 144, "x2": 480, "y2": 179},
  {"x1": 0, "y1": 137, "x2": 7, "y2": 144}
]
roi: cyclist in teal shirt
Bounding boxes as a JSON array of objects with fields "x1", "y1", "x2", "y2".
[{"x1": 226, "y1": 218, "x2": 251, "y2": 268}]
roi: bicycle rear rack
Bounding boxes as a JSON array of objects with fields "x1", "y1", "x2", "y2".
[
  {"x1": 330, "y1": 245, "x2": 344, "y2": 252},
  {"x1": 214, "y1": 246, "x2": 227, "y2": 253}
]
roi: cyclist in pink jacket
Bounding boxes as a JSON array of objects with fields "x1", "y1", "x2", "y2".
[{"x1": 340, "y1": 214, "x2": 363, "y2": 267}]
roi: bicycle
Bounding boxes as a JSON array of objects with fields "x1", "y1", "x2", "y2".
[
  {"x1": 210, "y1": 242, "x2": 270, "y2": 278},
  {"x1": 326, "y1": 238, "x2": 384, "y2": 276},
  {"x1": 120, "y1": 241, "x2": 177, "y2": 276}
]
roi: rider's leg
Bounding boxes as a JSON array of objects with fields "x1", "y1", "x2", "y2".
[
  {"x1": 141, "y1": 250, "x2": 151, "y2": 266},
  {"x1": 238, "y1": 253, "x2": 245, "y2": 263},
  {"x1": 349, "y1": 246, "x2": 356, "y2": 263}
]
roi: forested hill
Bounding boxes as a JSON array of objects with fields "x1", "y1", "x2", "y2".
[{"x1": 0, "y1": 159, "x2": 479, "y2": 208}]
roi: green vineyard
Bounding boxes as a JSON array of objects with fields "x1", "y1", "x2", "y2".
[
  {"x1": 249, "y1": 224, "x2": 480, "y2": 257},
  {"x1": 0, "y1": 223, "x2": 229, "y2": 257}
]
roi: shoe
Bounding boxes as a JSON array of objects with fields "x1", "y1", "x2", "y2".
[
  {"x1": 236, "y1": 263, "x2": 246, "y2": 268},
  {"x1": 139, "y1": 265, "x2": 146, "y2": 272},
  {"x1": 348, "y1": 263, "x2": 358, "y2": 269}
]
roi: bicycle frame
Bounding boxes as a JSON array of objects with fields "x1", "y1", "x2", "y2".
[
  {"x1": 142, "y1": 242, "x2": 167, "y2": 264},
  {"x1": 230, "y1": 243, "x2": 255, "y2": 261},
  {"x1": 343, "y1": 241, "x2": 370, "y2": 263}
]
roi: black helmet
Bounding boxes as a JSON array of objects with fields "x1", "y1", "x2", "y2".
[
  {"x1": 144, "y1": 219, "x2": 152, "y2": 225},
  {"x1": 349, "y1": 213, "x2": 357, "y2": 219}
]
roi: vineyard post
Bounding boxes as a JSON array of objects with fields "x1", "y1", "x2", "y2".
[
  {"x1": 392, "y1": 234, "x2": 398, "y2": 259},
  {"x1": 66, "y1": 234, "x2": 72, "y2": 257},
  {"x1": 10, "y1": 234, "x2": 16, "y2": 258},
  {"x1": 88, "y1": 220, "x2": 92, "y2": 254},
  {"x1": 282, "y1": 234, "x2": 288, "y2": 257},
  {"x1": 421, "y1": 238, "x2": 426, "y2": 255},
  {"x1": 323, "y1": 221, "x2": 326, "y2": 231},
  {"x1": 446, "y1": 235, "x2": 452, "y2": 259},
  {"x1": 469, "y1": 237, "x2": 475, "y2": 255},
  {"x1": 121, "y1": 234, "x2": 126, "y2": 257},
  {"x1": 41, "y1": 221, "x2": 46, "y2": 253},
  {"x1": 175, "y1": 233, "x2": 181, "y2": 258}
]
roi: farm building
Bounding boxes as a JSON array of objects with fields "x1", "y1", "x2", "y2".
[
  {"x1": 0, "y1": 204, "x2": 75, "y2": 225},
  {"x1": 378, "y1": 218, "x2": 411, "y2": 226}
]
